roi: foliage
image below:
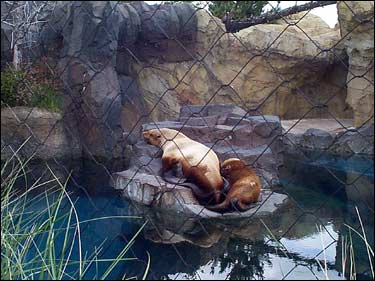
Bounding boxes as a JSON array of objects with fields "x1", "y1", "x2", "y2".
[
  {"x1": 208, "y1": 1, "x2": 269, "y2": 20},
  {"x1": 1, "y1": 142, "x2": 150, "y2": 280},
  {"x1": 1, "y1": 66, "x2": 62, "y2": 112},
  {"x1": 30, "y1": 84, "x2": 62, "y2": 112},
  {"x1": 164, "y1": 1, "x2": 280, "y2": 20},
  {"x1": 1, "y1": 67, "x2": 27, "y2": 107}
]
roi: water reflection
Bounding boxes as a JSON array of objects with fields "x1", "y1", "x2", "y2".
[
  {"x1": 119, "y1": 191, "x2": 372, "y2": 280},
  {"x1": 9, "y1": 153, "x2": 374, "y2": 280}
]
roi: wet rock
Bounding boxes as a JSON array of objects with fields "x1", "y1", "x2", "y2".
[
  {"x1": 112, "y1": 105, "x2": 283, "y2": 216},
  {"x1": 331, "y1": 124, "x2": 374, "y2": 155},
  {"x1": 300, "y1": 128, "x2": 334, "y2": 150},
  {"x1": 111, "y1": 170, "x2": 288, "y2": 219},
  {"x1": 282, "y1": 119, "x2": 373, "y2": 156}
]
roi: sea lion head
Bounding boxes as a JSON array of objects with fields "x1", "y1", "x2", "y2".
[
  {"x1": 143, "y1": 128, "x2": 182, "y2": 147},
  {"x1": 143, "y1": 129, "x2": 163, "y2": 146},
  {"x1": 220, "y1": 158, "x2": 245, "y2": 176}
]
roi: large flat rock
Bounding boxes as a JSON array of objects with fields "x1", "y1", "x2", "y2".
[{"x1": 111, "y1": 170, "x2": 288, "y2": 219}]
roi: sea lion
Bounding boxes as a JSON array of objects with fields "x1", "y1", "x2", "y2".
[
  {"x1": 142, "y1": 128, "x2": 224, "y2": 204},
  {"x1": 206, "y1": 158, "x2": 261, "y2": 213}
]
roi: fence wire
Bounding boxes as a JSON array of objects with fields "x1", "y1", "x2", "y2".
[{"x1": 1, "y1": 1, "x2": 374, "y2": 280}]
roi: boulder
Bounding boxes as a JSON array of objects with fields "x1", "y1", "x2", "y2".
[
  {"x1": 10, "y1": 1, "x2": 374, "y2": 161},
  {"x1": 300, "y1": 128, "x2": 334, "y2": 150},
  {"x1": 35, "y1": 1, "x2": 198, "y2": 159},
  {"x1": 113, "y1": 105, "x2": 283, "y2": 216},
  {"x1": 330, "y1": 124, "x2": 374, "y2": 155},
  {"x1": 282, "y1": 118, "x2": 374, "y2": 156}
]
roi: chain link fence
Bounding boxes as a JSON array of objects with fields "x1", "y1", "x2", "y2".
[{"x1": 1, "y1": 1, "x2": 374, "y2": 280}]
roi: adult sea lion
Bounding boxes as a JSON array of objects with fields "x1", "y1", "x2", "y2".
[
  {"x1": 142, "y1": 128, "x2": 224, "y2": 204},
  {"x1": 206, "y1": 158, "x2": 261, "y2": 213}
]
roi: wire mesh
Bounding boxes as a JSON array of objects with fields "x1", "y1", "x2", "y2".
[{"x1": 1, "y1": 1, "x2": 374, "y2": 280}]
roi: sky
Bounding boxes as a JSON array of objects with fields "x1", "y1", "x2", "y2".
[
  {"x1": 144, "y1": 1, "x2": 338, "y2": 28},
  {"x1": 267, "y1": 1, "x2": 338, "y2": 28}
]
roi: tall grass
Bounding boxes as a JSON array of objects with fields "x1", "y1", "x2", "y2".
[
  {"x1": 341, "y1": 207, "x2": 374, "y2": 280},
  {"x1": 1, "y1": 143, "x2": 150, "y2": 280},
  {"x1": 314, "y1": 206, "x2": 374, "y2": 280}
]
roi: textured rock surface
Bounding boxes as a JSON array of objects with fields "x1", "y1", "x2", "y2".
[
  {"x1": 3, "y1": 1, "x2": 374, "y2": 160},
  {"x1": 1, "y1": 107, "x2": 81, "y2": 160},
  {"x1": 282, "y1": 119, "x2": 374, "y2": 155},
  {"x1": 111, "y1": 105, "x2": 285, "y2": 216},
  {"x1": 137, "y1": 104, "x2": 283, "y2": 187},
  {"x1": 29, "y1": 1, "x2": 362, "y2": 159},
  {"x1": 131, "y1": 10, "x2": 352, "y2": 122},
  {"x1": 337, "y1": 1, "x2": 374, "y2": 127},
  {"x1": 330, "y1": 124, "x2": 374, "y2": 155},
  {"x1": 37, "y1": 1, "x2": 197, "y2": 159},
  {"x1": 111, "y1": 169, "x2": 288, "y2": 219}
]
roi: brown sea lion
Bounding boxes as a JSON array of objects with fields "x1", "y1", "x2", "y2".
[
  {"x1": 206, "y1": 158, "x2": 261, "y2": 213},
  {"x1": 142, "y1": 128, "x2": 224, "y2": 204}
]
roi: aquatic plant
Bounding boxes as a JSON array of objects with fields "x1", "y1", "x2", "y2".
[{"x1": 1, "y1": 140, "x2": 150, "y2": 280}]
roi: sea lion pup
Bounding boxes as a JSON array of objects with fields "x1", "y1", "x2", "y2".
[
  {"x1": 142, "y1": 128, "x2": 224, "y2": 204},
  {"x1": 206, "y1": 158, "x2": 261, "y2": 213}
]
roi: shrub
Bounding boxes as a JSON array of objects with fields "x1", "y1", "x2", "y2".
[
  {"x1": 1, "y1": 67, "x2": 28, "y2": 107},
  {"x1": 1, "y1": 66, "x2": 62, "y2": 112},
  {"x1": 30, "y1": 84, "x2": 62, "y2": 112}
]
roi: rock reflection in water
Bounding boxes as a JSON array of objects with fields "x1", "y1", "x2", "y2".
[{"x1": 118, "y1": 193, "x2": 368, "y2": 280}]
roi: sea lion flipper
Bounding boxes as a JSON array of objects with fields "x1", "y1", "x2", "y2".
[{"x1": 237, "y1": 201, "x2": 257, "y2": 212}]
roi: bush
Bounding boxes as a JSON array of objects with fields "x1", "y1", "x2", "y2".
[
  {"x1": 1, "y1": 67, "x2": 27, "y2": 107},
  {"x1": 1, "y1": 66, "x2": 62, "y2": 112},
  {"x1": 30, "y1": 84, "x2": 62, "y2": 112}
]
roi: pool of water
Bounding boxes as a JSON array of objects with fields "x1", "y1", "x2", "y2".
[{"x1": 10, "y1": 152, "x2": 374, "y2": 280}]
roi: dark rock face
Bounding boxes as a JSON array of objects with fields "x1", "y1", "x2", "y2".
[
  {"x1": 1, "y1": 27, "x2": 12, "y2": 70},
  {"x1": 300, "y1": 128, "x2": 334, "y2": 150},
  {"x1": 34, "y1": 1, "x2": 198, "y2": 159},
  {"x1": 330, "y1": 125, "x2": 374, "y2": 155}
]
